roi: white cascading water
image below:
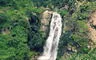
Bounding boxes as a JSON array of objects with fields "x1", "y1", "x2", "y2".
[{"x1": 38, "y1": 12, "x2": 62, "y2": 60}]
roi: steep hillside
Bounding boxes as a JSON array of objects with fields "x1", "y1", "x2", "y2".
[{"x1": 0, "y1": 0, "x2": 96, "y2": 60}]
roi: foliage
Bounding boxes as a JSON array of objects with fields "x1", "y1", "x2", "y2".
[
  {"x1": 23, "y1": 13, "x2": 45, "y2": 52},
  {"x1": 58, "y1": 1, "x2": 96, "y2": 60},
  {"x1": 59, "y1": 10, "x2": 69, "y2": 16},
  {"x1": 0, "y1": 0, "x2": 96, "y2": 60},
  {"x1": 32, "y1": 0, "x2": 76, "y2": 9},
  {"x1": 0, "y1": 0, "x2": 44, "y2": 60},
  {"x1": 59, "y1": 48, "x2": 96, "y2": 60}
]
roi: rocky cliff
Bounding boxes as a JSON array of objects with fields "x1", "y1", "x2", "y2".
[
  {"x1": 40, "y1": 11, "x2": 53, "y2": 38},
  {"x1": 88, "y1": 11, "x2": 96, "y2": 47}
]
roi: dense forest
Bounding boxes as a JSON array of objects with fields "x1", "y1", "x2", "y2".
[{"x1": 0, "y1": 0, "x2": 96, "y2": 60}]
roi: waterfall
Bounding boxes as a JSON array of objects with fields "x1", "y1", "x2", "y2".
[{"x1": 38, "y1": 12, "x2": 62, "y2": 60}]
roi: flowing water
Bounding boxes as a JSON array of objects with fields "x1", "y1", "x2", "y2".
[{"x1": 38, "y1": 12, "x2": 62, "y2": 60}]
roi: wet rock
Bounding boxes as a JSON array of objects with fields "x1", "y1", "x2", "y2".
[{"x1": 40, "y1": 10, "x2": 53, "y2": 37}]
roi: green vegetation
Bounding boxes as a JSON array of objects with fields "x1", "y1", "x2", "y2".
[
  {"x1": 0, "y1": 0, "x2": 96, "y2": 60},
  {"x1": 58, "y1": 1, "x2": 96, "y2": 60},
  {"x1": 0, "y1": 0, "x2": 44, "y2": 60}
]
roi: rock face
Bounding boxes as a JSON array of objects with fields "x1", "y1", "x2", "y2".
[
  {"x1": 40, "y1": 10, "x2": 53, "y2": 37},
  {"x1": 88, "y1": 11, "x2": 96, "y2": 44}
]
